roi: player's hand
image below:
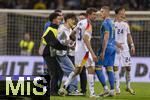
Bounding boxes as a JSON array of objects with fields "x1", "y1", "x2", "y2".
[
  {"x1": 116, "y1": 42, "x2": 123, "y2": 50},
  {"x1": 99, "y1": 52, "x2": 105, "y2": 61},
  {"x1": 131, "y1": 47, "x2": 135, "y2": 55},
  {"x1": 92, "y1": 54, "x2": 98, "y2": 62},
  {"x1": 70, "y1": 44, "x2": 75, "y2": 50},
  {"x1": 65, "y1": 39, "x2": 71, "y2": 45}
]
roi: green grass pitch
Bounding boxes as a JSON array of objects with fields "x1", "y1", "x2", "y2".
[{"x1": 51, "y1": 82, "x2": 150, "y2": 100}]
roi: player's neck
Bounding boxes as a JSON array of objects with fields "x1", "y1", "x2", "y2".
[
  {"x1": 64, "y1": 23, "x2": 70, "y2": 29},
  {"x1": 115, "y1": 16, "x2": 122, "y2": 22},
  {"x1": 104, "y1": 16, "x2": 110, "y2": 20},
  {"x1": 86, "y1": 16, "x2": 92, "y2": 24}
]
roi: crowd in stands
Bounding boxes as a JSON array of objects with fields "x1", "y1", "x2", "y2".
[{"x1": 0, "y1": 0, "x2": 150, "y2": 10}]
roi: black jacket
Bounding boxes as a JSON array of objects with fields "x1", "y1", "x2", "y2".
[{"x1": 43, "y1": 23, "x2": 67, "y2": 57}]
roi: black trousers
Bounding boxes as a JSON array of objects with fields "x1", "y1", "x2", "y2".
[
  {"x1": 68, "y1": 55, "x2": 87, "y2": 93},
  {"x1": 80, "y1": 66, "x2": 87, "y2": 93},
  {"x1": 43, "y1": 56, "x2": 64, "y2": 95}
]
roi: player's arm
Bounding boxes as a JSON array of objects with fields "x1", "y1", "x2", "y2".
[
  {"x1": 100, "y1": 31, "x2": 109, "y2": 60},
  {"x1": 70, "y1": 26, "x2": 78, "y2": 41},
  {"x1": 83, "y1": 24, "x2": 98, "y2": 61},
  {"x1": 115, "y1": 41, "x2": 123, "y2": 50},
  {"x1": 70, "y1": 30, "x2": 76, "y2": 41},
  {"x1": 100, "y1": 23, "x2": 109, "y2": 60},
  {"x1": 127, "y1": 34, "x2": 134, "y2": 47},
  {"x1": 127, "y1": 34, "x2": 135, "y2": 55},
  {"x1": 83, "y1": 26, "x2": 98, "y2": 62},
  {"x1": 126, "y1": 23, "x2": 135, "y2": 55}
]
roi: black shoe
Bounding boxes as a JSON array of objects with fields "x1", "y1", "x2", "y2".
[
  {"x1": 126, "y1": 88, "x2": 136, "y2": 95},
  {"x1": 81, "y1": 91, "x2": 86, "y2": 96}
]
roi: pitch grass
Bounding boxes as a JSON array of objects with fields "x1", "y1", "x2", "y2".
[{"x1": 51, "y1": 82, "x2": 150, "y2": 100}]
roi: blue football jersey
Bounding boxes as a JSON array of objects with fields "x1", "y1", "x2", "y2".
[
  {"x1": 100, "y1": 18, "x2": 115, "y2": 48},
  {"x1": 96, "y1": 18, "x2": 116, "y2": 67}
]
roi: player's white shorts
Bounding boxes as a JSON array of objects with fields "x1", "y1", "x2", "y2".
[
  {"x1": 114, "y1": 51, "x2": 131, "y2": 67},
  {"x1": 75, "y1": 51, "x2": 95, "y2": 68}
]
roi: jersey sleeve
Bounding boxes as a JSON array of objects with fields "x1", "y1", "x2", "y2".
[
  {"x1": 73, "y1": 21, "x2": 81, "y2": 32},
  {"x1": 84, "y1": 22, "x2": 92, "y2": 37},
  {"x1": 75, "y1": 20, "x2": 87, "y2": 32},
  {"x1": 103, "y1": 22, "x2": 109, "y2": 33},
  {"x1": 125, "y1": 23, "x2": 131, "y2": 34}
]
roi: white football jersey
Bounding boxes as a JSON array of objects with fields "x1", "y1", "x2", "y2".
[
  {"x1": 115, "y1": 21, "x2": 130, "y2": 52},
  {"x1": 57, "y1": 24, "x2": 74, "y2": 56},
  {"x1": 74, "y1": 19, "x2": 92, "y2": 53},
  {"x1": 74, "y1": 19, "x2": 94, "y2": 67}
]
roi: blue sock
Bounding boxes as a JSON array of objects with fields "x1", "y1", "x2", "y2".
[
  {"x1": 95, "y1": 68, "x2": 106, "y2": 87},
  {"x1": 107, "y1": 67, "x2": 115, "y2": 90}
]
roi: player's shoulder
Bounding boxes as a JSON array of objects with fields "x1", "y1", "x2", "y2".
[
  {"x1": 58, "y1": 24, "x2": 65, "y2": 30},
  {"x1": 78, "y1": 19, "x2": 88, "y2": 26},
  {"x1": 45, "y1": 21, "x2": 51, "y2": 26},
  {"x1": 102, "y1": 19, "x2": 111, "y2": 26},
  {"x1": 121, "y1": 20, "x2": 129, "y2": 27},
  {"x1": 102, "y1": 19, "x2": 107, "y2": 25},
  {"x1": 115, "y1": 20, "x2": 128, "y2": 26},
  {"x1": 121, "y1": 19, "x2": 129, "y2": 24},
  {"x1": 58, "y1": 24, "x2": 68, "y2": 32},
  {"x1": 122, "y1": 18, "x2": 128, "y2": 22}
]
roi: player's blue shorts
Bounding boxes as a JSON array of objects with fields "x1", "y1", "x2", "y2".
[{"x1": 96, "y1": 45, "x2": 116, "y2": 67}]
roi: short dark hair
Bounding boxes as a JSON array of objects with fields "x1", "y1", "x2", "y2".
[
  {"x1": 54, "y1": 9, "x2": 62, "y2": 13},
  {"x1": 79, "y1": 13, "x2": 87, "y2": 17},
  {"x1": 49, "y1": 12, "x2": 60, "y2": 22},
  {"x1": 86, "y1": 7, "x2": 97, "y2": 15},
  {"x1": 64, "y1": 13, "x2": 76, "y2": 22},
  {"x1": 101, "y1": 6, "x2": 110, "y2": 12},
  {"x1": 115, "y1": 6, "x2": 125, "y2": 14}
]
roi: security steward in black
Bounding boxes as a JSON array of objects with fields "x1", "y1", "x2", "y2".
[{"x1": 40, "y1": 12, "x2": 67, "y2": 96}]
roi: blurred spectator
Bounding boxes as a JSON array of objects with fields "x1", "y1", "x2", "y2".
[
  {"x1": 34, "y1": 0, "x2": 46, "y2": 9},
  {"x1": 56, "y1": 0, "x2": 64, "y2": 9},
  {"x1": 134, "y1": 0, "x2": 150, "y2": 10},
  {"x1": 66, "y1": 0, "x2": 80, "y2": 9},
  {"x1": 46, "y1": 0, "x2": 57, "y2": 9},
  {"x1": 15, "y1": 0, "x2": 31, "y2": 9},
  {"x1": 0, "y1": 0, "x2": 149, "y2": 10},
  {"x1": 19, "y1": 33, "x2": 34, "y2": 56},
  {"x1": 114, "y1": 0, "x2": 127, "y2": 7},
  {"x1": 5, "y1": 0, "x2": 15, "y2": 8},
  {"x1": 80, "y1": 0, "x2": 86, "y2": 9},
  {"x1": 97, "y1": 0, "x2": 115, "y2": 8},
  {"x1": 80, "y1": 0, "x2": 97, "y2": 9},
  {"x1": 15, "y1": 0, "x2": 24, "y2": 9},
  {"x1": 0, "y1": 0, "x2": 6, "y2": 8},
  {"x1": 128, "y1": 0, "x2": 138, "y2": 10}
]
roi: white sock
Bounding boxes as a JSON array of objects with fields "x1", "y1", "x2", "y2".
[
  {"x1": 64, "y1": 71, "x2": 75, "y2": 89},
  {"x1": 87, "y1": 74, "x2": 95, "y2": 95},
  {"x1": 104, "y1": 85, "x2": 108, "y2": 90},
  {"x1": 126, "y1": 71, "x2": 131, "y2": 89},
  {"x1": 114, "y1": 71, "x2": 120, "y2": 89}
]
